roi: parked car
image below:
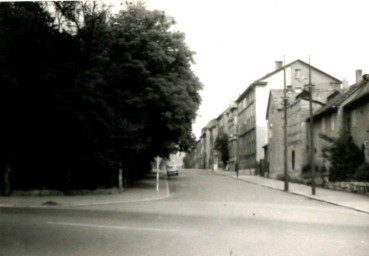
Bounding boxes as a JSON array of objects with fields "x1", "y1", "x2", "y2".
[{"x1": 165, "y1": 160, "x2": 179, "y2": 176}]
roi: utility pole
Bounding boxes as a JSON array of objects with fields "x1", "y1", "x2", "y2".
[
  {"x1": 308, "y1": 56, "x2": 316, "y2": 195},
  {"x1": 283, "y1": 55, "x2": 289, "y2": 191}
]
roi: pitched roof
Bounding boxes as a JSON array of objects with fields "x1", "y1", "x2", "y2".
[
  {"x1": 266, "y1": 89, "x2": 283, "y2": 119},
  {"x1": 202, "y1": 119, "x2": 217, "y2": 130},
  {"x1": 236, "y1": 59, "x2": 341, "y2": 103},
  {"x1": 311, "y1": 81, "x2": 367, "y2": 119},
  {"x1": 254, "y1": 59, "x2": 341, "y2": 84},
  {"x1": 297, "y1": 89, "x2": 342, "y2": 105},
  {"x1": 344, "y1": 78, "x2": 369, "y2": 109}
]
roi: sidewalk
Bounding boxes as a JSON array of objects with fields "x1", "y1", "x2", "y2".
[
  {"x1": 214, "y1": 169, "x2": 369, "y2": 214},
  {"x1": 0, "y1": 172, "x2": 170, "y2": 208}
]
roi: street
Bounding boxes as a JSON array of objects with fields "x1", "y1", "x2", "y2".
[{"x1": 1, "y1": 169, "x2": 369, "y2": 256}]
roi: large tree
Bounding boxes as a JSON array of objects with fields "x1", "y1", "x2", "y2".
[
  {"x1": 0, "y1": 2, "x2": 82, "y2": 193},
  {"x1": 51, "y1": 1, "x2": 202, "y2": 185},
  {"x1": 0, "y1": 1, "x2": 202, "y2": 193}
]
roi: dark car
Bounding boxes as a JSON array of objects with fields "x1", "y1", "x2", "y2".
[{"x1": 165, "y1": 160, "x2": 179, "y2": 176}]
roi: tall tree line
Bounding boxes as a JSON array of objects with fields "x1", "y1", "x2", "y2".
[{"x1": 0, "y1": 1, "x2": 201, "y2": 194}]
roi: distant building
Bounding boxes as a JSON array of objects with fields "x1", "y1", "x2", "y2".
[
  {"x1": 200, "y1": 119, "x2": 217, "y2": 169},
  {"x1": 227, "y1": 102, "x2": 238, "y2": 171},
  {"x1": 214, "y1": 103, "x2": 236, "y2": 170},
  {"x1": 237, "y1": 60, "x2": 341, "y2": 174}
]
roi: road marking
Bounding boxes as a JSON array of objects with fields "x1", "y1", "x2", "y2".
[{"x1": 47, "y1": 221, "x2": 178, "y2": 233}]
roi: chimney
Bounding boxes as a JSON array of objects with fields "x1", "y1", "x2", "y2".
[
  {"x1": 342, "y1": 78, "x2": 349, "y2": 90},
  {"x1": 356, "y1": 69, "x2": 363, "y2": 84},
  {"x1": 275, "y1": 61, "x2": 283, "y2": 70}
]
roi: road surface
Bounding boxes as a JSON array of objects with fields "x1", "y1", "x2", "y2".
[{"x1": 1, "y1": 169, "x2": 368, "y2": 256}]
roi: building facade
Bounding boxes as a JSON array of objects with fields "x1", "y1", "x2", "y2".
[
  {"x1": 237, "y1": 60, "x2": 341, "y2": 174},
  {"x1": 309, "y1": 71, "x2": 367, "y2": 171},
  {"x1": 344, "y1": 78, "x2": 369, "y2": 162},
  {"x1": 266, "y1": 89, "x2": 336, "y2": 179},
  {"x1": 227, "y1": 103, "x2": 238, "y2": 171}
]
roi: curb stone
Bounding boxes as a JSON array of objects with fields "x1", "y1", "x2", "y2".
[
  {"x1": 0, "y1": 176, "x2": 172, "y2": 209},
  {"x1": 213, "y1": 170, "x2": 369, "y2": 215}
]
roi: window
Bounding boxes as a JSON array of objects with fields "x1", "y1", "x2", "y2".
[
  {"x1": 294, "y1": 69, "x2": 301, "y2": 79},
  {"x1": 291, "y1": 150, "x2": 295, "y2": 170}
]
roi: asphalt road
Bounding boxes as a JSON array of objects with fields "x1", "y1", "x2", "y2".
[{"x1": 1, "y1": 169, "x2": 369, "y2": 256}]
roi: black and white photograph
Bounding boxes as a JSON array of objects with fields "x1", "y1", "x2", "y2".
[{"x1": 1, "y1": 0, "x2": 369, "y2": 255}]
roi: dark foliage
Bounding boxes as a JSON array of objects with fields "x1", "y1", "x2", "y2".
[
  {"x1": 354, "y1": 163, "x2": 369, "y2": 182},
  {"x1": 320, "y1": 134, "x2": 364, "y2": 181},
  {"x1": 0, "y1": 2, "x2": 201, "y2": 193},
  {"x1": 214, "y1": 133, "x2": 229, "y2": 168}
]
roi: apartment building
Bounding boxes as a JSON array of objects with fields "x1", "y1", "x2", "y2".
[{"x1": 237, "y1": 60, "x2": 341, "y2": 174}]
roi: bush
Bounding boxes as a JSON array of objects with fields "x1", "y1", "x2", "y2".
[
  {"x1": 354, "y1": 163, "x2": 369, "y2": 181},
  {"x1": 301, "y1": 164, "x2": 320, "y2": 175},
  {"x1": 321, "y1": 135, "x2": 364, "y2": 181}
]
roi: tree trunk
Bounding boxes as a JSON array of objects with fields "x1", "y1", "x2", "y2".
[
  {"x1": 3, "y1": 164, "x2": 11, "y2": 196},
  {"x1": 118, "y1": 166, "x2": 123, "y2": 191},
  {"x1": 123, "y1": 167, "x2": 128, "y2": 189}
]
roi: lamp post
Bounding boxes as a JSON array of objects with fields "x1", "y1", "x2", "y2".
[
  {"x1": 307, "y1": 56, "x2": 316, "y2": 195},
  {"x1": 283, "y1": 55, "x2": 289, "y2": 191}
]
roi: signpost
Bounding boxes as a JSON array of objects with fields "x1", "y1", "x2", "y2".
[{"x1": 155, "y1": 156, "x2": 160, "y2": 192}]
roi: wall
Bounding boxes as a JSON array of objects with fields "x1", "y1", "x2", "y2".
[
  {"x1": 255, "y1": 85, "x2": 270, "y2": 161},
  {"x1": 347, "y1": 100, "x2": 369, "y2": 162},
  {"x1": 349, "y1": 102, "x2": 369, "y2": 148},
  {"x1": 312, "y1": 92, "x2": 359, "y2": 170},
  {"x1": 286, "y1": 99, "x2": 310, "y2": 178},
  {"x1": 267, "y1": 104, "x2": 284, "y2": 178}
]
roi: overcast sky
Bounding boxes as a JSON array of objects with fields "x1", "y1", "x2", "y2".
[{"x1": 139, "y1": 0, "x2": 369, "y2": 139}]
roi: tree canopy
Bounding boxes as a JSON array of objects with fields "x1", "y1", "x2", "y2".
[
  {"x1": 0, "y1": 1, "x2": 201, "y2": 193},
  {"x1": 214, "y1": 133, "x2": 229, "y2": 168}
]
